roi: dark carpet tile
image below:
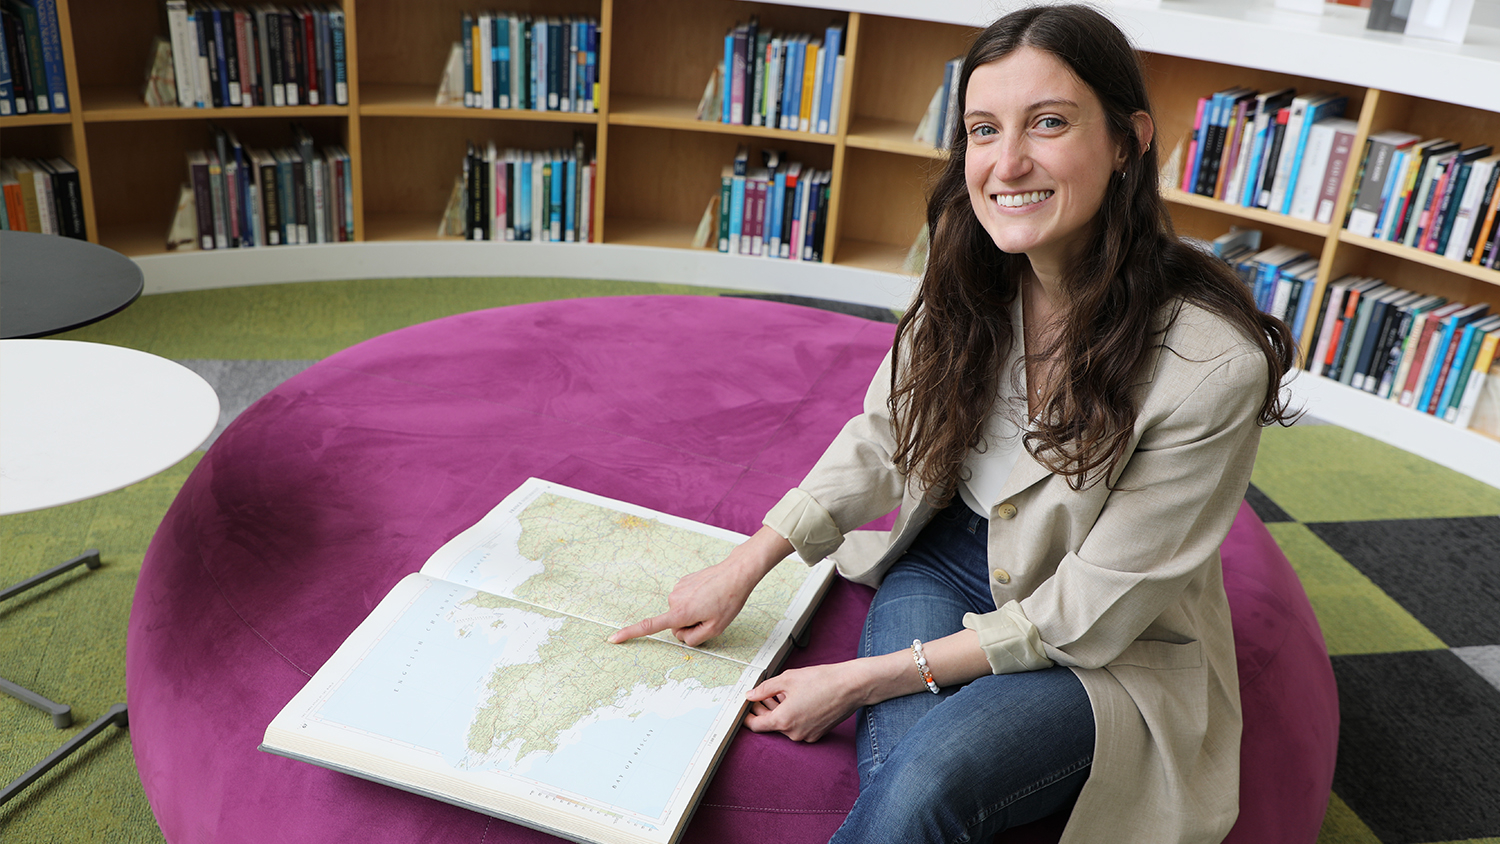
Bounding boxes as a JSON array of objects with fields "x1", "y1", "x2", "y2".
[
  {"x1": 1330, "y1": 649, "x2": 1500, "y2": 844},
  {"x1": 1307, "y1": 516, "x2": 1500, "y2": 647},
  {"x1": 721, "y1": 293, "x2": 899, "y2": 323},
  {"x1": 1244, "y1": 482, "x2": 1293, "y2": 523}
]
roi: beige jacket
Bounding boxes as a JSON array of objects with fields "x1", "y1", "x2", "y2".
[{"x1": 766, "y1": 299, "x2": 1265, "y2": 844}]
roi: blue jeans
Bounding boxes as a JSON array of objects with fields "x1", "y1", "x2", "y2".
[{"x1": 830, "y1": 506, "x2": 1095, "y2": 844}]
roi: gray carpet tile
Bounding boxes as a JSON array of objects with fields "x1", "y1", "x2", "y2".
[
  {"x1": 721, "y1": 292, "x2": 899, "y2": 324},
  {"x1": 175, "y1": 359, "x2": 318, "y2": 449},
  {"x1": 1330, "y1": 649, "x2": 1500, "y2": 844},
  {"x1": 1455, "y1": 645, "x2": 1500, "y2": 694}
]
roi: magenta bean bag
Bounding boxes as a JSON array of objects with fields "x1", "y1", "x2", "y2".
[{"x1": 128, "y1": 295, "x2": 1337, "y2": 843}]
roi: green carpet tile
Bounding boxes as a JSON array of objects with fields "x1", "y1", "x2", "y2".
[{"x1": 3, "y1": 278, "x2": 1498, "y2": 843}]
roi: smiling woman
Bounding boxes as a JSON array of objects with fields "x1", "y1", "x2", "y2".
[{"x1": 610, "y1": 6, "x2": 1301, "y2": 844}]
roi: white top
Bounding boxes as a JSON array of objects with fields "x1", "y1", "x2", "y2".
[
  {"x1": 0, "y1": 340, "x2": 220, "y2": 515},
  {"x1": 957, "y1": 395, "x2": 1026, "y2": 519}
]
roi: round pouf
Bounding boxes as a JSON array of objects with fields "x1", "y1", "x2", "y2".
[{"x1": 127, "y1": 295, "x2": 1337, "y2": 843}]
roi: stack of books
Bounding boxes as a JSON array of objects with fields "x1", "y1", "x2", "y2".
[
  {"x1": 1, "y1": 0, "x2": 68, "y2": 116},
  {"x1": 716, "y1": 146, "x2": 830, "y2": 262},
  {"x1": 159, "y1": 1, "x2": 348, "y2": 109},
  {"x1": 0, "y1": 156, "x2": 83, "y2": 237},
  {"x1": 460, "y1": 137, "x2": 595, "y2": 243},
  {"x1": 1343, "y1": 133, "x2": 1500, "y2": 269},
  {"x1": 460, "y1": 13, "x2": 599, "y2": 113},
  {"x1": 1306, "y1": 278, "x2": 1498, "y2": 429},
  {"x1": 711, "y1": 18, "x2": 845, "y2": 135},
  {"x1": 1180, "y1": 87, "x2": 1354, "y2": 224},
  {"x1": 1210, "y1": 227, "x2": 1318, "y2": 341},
  {"x1": 182, "y1": 124, "x2": 353, "y2": 249}
]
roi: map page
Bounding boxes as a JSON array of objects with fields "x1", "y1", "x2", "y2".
[
  {"x1": 419, "y1": 478, "x2": 828, "y2": 668},
  {"x1": 262, "y1": 479, "x2": 834, "y2": 844}
]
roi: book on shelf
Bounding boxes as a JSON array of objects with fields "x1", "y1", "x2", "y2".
[
  {"x1": 1346, "y1": 129, "x2": 1422, "y2": 236},
  {"x1": 1302, "y1": 288, "x2": 1500, "y2": 431},
  {"x1": 913, "y1": 58, "x2": 964, "y2": 149},
  {"x1": 461, "y1": 13, "x2": 598, "y2": 113},
  {"x1": 2, "y1": 0, "x2": 68, "y2": 114},
  {"x1": 1267, "y1": 93, "x2": 1347, "y2": 215},
  {"x1": 460, "y1": 136, "x2": 595, "y2": 244},
  {"x1": 713, "y1": 18, "x2": 844, "y2": 136},
  {"x1": 1454, "y1": 324, "x2": 1500, "y2": 428},
  {"x1": 1438, "y1": 314, "x2": 1500, "y2": 421},
  {"x1": 158, "y1": 2, "x2": 347, "y2": 110},
  {"x1": 181, "y1": 125, "x2": 351, "y2": 250},
  {"x1": 715, "y1": 146, "x2": 828, "y2": 262},
  {"x1": 0, "y1": 156, "x2": 85, "y2": 239},
  {"x1": 260, "y1": 477, "x2": 835, "y2": 844},
  {"x1": 1288, "y1": 117, "x2": 1358, "y2": 223}
]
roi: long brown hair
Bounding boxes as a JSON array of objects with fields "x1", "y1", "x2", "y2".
[{"x1": 891, "y1": 4, "x2": 1297, "y2": 499}]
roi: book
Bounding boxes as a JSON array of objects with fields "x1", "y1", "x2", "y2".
[
  {"x1": 260, "y1": 478, "x2": 834, "y2": 844},
  {"x1": 1470, "y1": 162, "x2": 1500, "y2": 264},
  {"x1": 1439, "y1": 315, "x2": 1500, "y2": 420},
  {"x1": 1418, "y1": 303, "x2": 1490, "y2": 414},
  {"x1": 1454, "y1": 326, "x2": 1500, "y2": 428},
  {"x1": 1399, "y1": 301, "x2": 1465, "y2": 406},
  {"x1": 1426, "y1": 146, "x2": 1493, "y2": 256},
  {"x1": 1272, "y1": 93, "x2": 1346, "y2": 215},
  {"x1": 1443, "y1": 153, "x2": 1500, "y2": 261},
  {"x1": 0, "y1": 8, "x2": 13, "y2": 116},
  {"x1": 1289, "y1": 117, "x2": 1357, "y2": 221},
  {"x1": 1375, "y1": 295, "x2": 1446, "y2": 398}
]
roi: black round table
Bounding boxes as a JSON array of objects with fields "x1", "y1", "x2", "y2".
[{"x1": 0, "y1": 230, "x2": 144, "y2": 338}]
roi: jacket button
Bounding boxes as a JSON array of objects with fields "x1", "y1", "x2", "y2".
[
  {"x1": 996, "y1": 502, "x2": 1018, "y2": 520},
  {"x1": 992, "y1": 569, "x2": 1012, "y2": 584}
]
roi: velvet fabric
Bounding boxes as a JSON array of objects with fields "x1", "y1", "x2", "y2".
[{"x1": 127, "y1": 295, "x2": 1336, "y2": 843}]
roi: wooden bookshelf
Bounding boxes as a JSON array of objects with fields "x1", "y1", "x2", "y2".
[{"x1": 3, "y1": 0, "x2": 1498, "y2": 484}]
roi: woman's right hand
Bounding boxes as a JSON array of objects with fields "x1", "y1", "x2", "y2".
[{"x1": 609, "y1": 525, "x2": 793, "y2": 647}]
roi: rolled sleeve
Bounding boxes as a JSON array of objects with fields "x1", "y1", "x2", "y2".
[
  {"x1": 963, "y1": 600, "x2": 1054, "y2": 675},
  {"x1": 764, "y1": 488, "x2": 845, "y2": 564}
]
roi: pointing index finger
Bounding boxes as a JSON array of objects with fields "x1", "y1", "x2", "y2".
[{"x1": 608, "y1": 613, "x2": 673, "y2": 644}]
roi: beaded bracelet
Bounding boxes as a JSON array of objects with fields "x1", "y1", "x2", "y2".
[{"x1": 911, "y1": 639, "x2": 940, "y2": 695}]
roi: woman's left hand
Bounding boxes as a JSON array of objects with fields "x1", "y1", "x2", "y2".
[{"x1": 743, "y1": 661, "x2": 868, "y2": 743}]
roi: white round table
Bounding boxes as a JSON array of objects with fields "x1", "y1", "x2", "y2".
[{"x1": 0, "y1": 340, "x2": 220, "y2": 516}]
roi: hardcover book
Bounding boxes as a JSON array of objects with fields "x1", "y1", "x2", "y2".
[{"x1": 261, "y1": 479, "x2": 834, "y2": 844}]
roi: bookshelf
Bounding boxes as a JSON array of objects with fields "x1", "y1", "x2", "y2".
[{"x1": 3, "y1": 0, "x2": 1498, "y2": 487}]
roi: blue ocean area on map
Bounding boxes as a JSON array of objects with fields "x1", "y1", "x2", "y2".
[
  {"x1": 316, "y1": 580, "x2": 504, "y2": 763},
  {"x1": 519, "y1": 709, "x2": 718, "y2": 820}
]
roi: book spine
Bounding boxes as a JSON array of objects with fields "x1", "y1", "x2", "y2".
[
  {"x1": 330, "y1": 7, "x2": 346, "y2": 104},
  {"x1": 1472, "y1": 167, "x2": 1500, "y2": 264},
  {"x1": 1257, "y1": 108, "x2": 1291, "y2": 209},
  {"x1": 3, "y1": 9, "x2": 32, "y2": 115},
  {"x1": 1289, "y1": 121, "x2": 1336, "y2": 221},
  {"x1": 1316, "y1": 126, "x2": 1357, "y2": 225},
  {"x1": 1423, "y1": 161, "x2": 1467, "y2": 253},
  {"x1": 718, "y1": 169, "x2": 731, "y2": 253},
  {"x1": 13, "y1": 0, "x2": 49, "y2": 111},
  {"x1": 0, "y1": 11, "x2": 14, "y2": 116},
  {"x1": 1439, "y1": 325, "x2": 1484, "y2": 419},
  {"x1": 31, "y1": 0, "x2": 65, "y2": 111},
  {"x1": 1184, "y1": 96, "x2": 1210, "y2": 194},
  {"x1": 189, "y1": 154, "x2": 214, "y2": 249}
]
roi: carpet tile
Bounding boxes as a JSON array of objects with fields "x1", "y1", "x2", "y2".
[
  {"x1": 1264, "y1": 521, "x2": 1447, "y2": 656},
  {"x1": 1328, "y1": 650, "x2": 1500, "y2": 844},
  {"x1": 1307, "y1": 517, "x2": 1500, "y2": 648},
  {"x1": 1250, "y1": 425, "x2": 1500, "y2": 522}
]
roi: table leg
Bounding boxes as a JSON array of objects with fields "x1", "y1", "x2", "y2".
[
  {"x1": 0, "y1": 704, "x2": 129, "y2": 806},
  {"x1": 0, "y1": 550, "x2": 102, "y2": 602}
]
